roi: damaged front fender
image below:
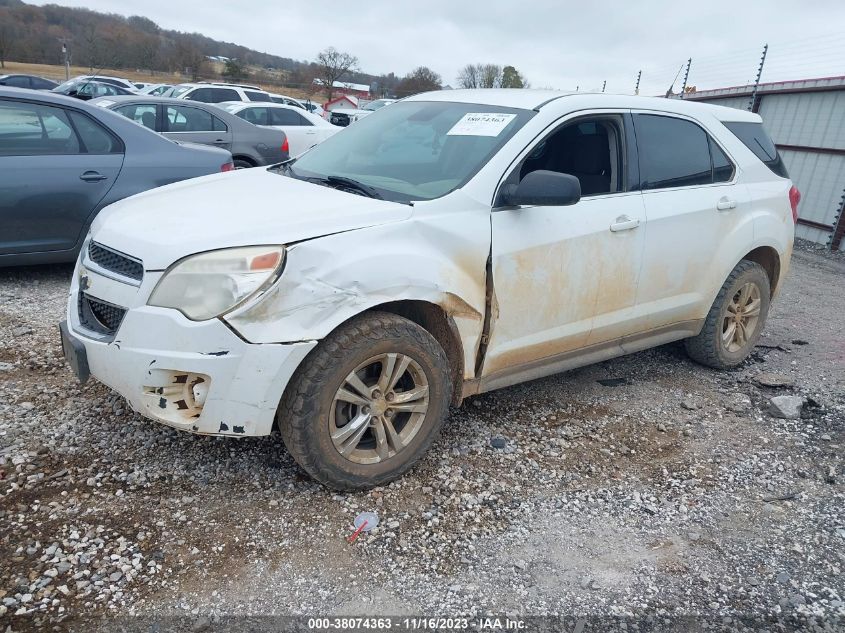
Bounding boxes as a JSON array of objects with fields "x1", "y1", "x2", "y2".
[{"x1": 224, "y1": 206, "x2": 491, "y2": 380}]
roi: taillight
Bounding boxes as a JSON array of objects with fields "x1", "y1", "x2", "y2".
[
  {"x1": 221, "y1": 161, "x2": 234, "y2": 172},
  {"x1": 788, "y1": 185, "x2": 801, "y2": 223},
  {"x1": 281, "y1": 137, "x2": 289, "y2": 155}
]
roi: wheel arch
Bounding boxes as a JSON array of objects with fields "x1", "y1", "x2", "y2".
[
  {"x1": 740, "y1": 245, "x2": 781, "y2": 297},
  {"x1": 232, "y1": 154, "x2": 256, "y2": 167}
]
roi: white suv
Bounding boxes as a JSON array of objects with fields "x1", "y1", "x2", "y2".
[
  {"x1": 167, "y1": 82, "x2": 271, "y2": 104},
  {"x1": 61, "y1": 90, "x2": 798, "y2": 490}
]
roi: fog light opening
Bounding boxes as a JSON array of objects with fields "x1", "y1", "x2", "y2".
[{"x1": 143, "y1": 371, "x2": 211, "y2": 424}]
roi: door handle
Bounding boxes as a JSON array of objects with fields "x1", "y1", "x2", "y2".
[
  {"x1": 79, "y1": 171, "x2": 107, "y2": 182},
  {"x1": 610, "y1": 215, "x2": 641, "y2": 232},
  {"x1": 212, "y1": 139, "x2": 228, "y2": 145},
  {"x1": 716, "y1": 197, "x2": 737, "y2": 211}
]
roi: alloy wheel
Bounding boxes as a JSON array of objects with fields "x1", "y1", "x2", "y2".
[
  {"x1": 329, "y1": 353, "x2": 430, "y2": 465},
  {"x1": 722, "y1": 282, "x2": 762, "y2": 353}
]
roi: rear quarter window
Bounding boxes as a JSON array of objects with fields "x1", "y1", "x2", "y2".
[{"x1": 723, "y1": 121, "x2": 789, "y2": 178}]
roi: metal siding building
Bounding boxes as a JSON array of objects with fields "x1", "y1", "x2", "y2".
[{"x1": 681, "y1": 76, "x2": 845, "y2": 250}]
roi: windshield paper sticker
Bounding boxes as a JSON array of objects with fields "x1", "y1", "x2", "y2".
[{"x1": 447, "y1": 113, "x2": 517, "y2": 137}]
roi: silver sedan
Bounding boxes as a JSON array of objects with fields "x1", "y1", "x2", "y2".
[{"x1": 91, "y1": 95, "x2": 290, "y2": 169}]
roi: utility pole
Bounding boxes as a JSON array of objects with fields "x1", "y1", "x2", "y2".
[
  {"x1": 601, "y1": 80, "x2": 606, "y2": 93},
  {"x1": 634, "y1": 70, "x2": 641, "y2": 95},
  {"x1": 679, "y1": 58, "x2": 692, "y2": 99},
  {"x1": 748, "y1": 43, "x2": 768, "y2": 112},
  {"x1": 61, "y1": 41, "x2": 70, "y2": 80}
]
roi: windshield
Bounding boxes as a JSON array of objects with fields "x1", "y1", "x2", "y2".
[
  {"x1": 289, "y1": 101, "x2": 532, "y2": 203},
  {"x1": 364, "y1": 100, "x2": 390, "y2": 111},
  {"x1": 168, "y1": 86, "x2": 192, "y2": 98},
  {"x1": 53, "y1": 78, "x2": 83, "y2": 92}
]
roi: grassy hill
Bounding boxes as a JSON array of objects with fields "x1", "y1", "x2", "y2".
[{"x1": 0, "y1": 0, "x2": 378, "y2": 95}]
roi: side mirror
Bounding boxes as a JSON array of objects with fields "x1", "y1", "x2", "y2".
[{"x1": 500, "y1": 170, "x2": 581, "y2": 207}]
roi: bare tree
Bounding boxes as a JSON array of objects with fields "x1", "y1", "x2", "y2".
[
  {"x1": 479, "y1": 63, "x2": 502, "y2": 88},
  {"x1": 457, "y1": 63, "x2": 480, "y2": 88},
  {"x1": 457, "y1": 63, "x2": 504, "y2": 88},
  {"x1": 82, "y1": 23, "x2": 99, "y2": 71},
  {"x1": 176, "y1": 43, "x2": 207, "y2": 81},
  {"x1": 315, "y1": 47, "x2": 358, "y2": 101},
  {"x1": 0, "y1": 7, "x2": 15, "y2": 70}
]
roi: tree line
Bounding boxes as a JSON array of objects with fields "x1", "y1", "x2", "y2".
[{"x1": 0, "y1": 0, "x2": 530, "y2": 99}]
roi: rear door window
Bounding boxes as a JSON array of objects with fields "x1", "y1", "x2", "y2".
[
  {"x1": 634, "y1": 114, "x2": 712, "y2": 189},
  {"x1": 165, "y1": 105, "x2": 216, "y2": 132},
  {"x1": 67, "y1": 111, "x2": 123, "y2": 153},
  {"x1": 634, "y1": 114, "x2": 736, "y2": 189},
  {"x1": 0, "y1": 100, "x2": 80, "y2": 155},
  {"x1": 115, "y1": 103, "x2": 158, "y2": 130},
  {"x1": 270, "y1": 108, "x2": 309, "y2": 126},
  {"x1": 238, "y1": 107, "x2": 269, "y2": 126},
  {"x1": 723, "y1": 121, "x2": 788, "y2": 178}
]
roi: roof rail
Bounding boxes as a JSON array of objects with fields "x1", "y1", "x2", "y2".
[{"x1": 197, "y1": 81, "x2": 263, "y2": 90}]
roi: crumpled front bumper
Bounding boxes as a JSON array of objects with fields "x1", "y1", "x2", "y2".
[{"x1": 65, "y1": 256, "x2": 316, "y2": 437}]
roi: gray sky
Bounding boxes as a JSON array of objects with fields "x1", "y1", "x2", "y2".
[{"x1": 30, "y1": 0, "x2": 845, "y2": 94}]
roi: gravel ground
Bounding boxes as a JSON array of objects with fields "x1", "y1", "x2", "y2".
[{"x1": 1, "y1": 240, "x2": 843, "y2": 632}]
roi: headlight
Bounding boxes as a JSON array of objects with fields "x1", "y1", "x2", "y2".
[{"x1": 148, "y1": 246, "x2": 285, "y2": 321}]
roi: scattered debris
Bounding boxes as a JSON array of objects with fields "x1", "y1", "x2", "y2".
[
  {"x1": 791, "y1": 339, "x2": 809, "y2": 346},
  {"x1": 490, "y1": 436, "x2": 507, "y2": 449},
  {"x1": 755, "y1": 372, "x2": 795, "y2": 388},
  {"x1": 348, "y1": 511, "x2": 379, "y2": 543},
  {"x1": 680, "y1": 397, "x2": 702, "y2": 410},
  {"x1": 597, "y1": 377, "x2": 630, "y2": 387},
  {"x1": 768, "y1": 395, "x2": 806, "y2": 419},
  {"x1": 763, "y1": 491, "x2": 800, "y2": 502}
]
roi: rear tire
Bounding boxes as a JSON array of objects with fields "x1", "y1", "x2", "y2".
[
  {"x1": 233, "y1": 158, "x2": 254, "y2": 169},
  {"x1": 685, "y1": 260, "x2": 770, "y2": 369},
  {"x1": 278, "y1": 312, "x2": 452, "y2": 490}
]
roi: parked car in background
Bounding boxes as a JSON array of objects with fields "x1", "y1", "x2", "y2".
[
  {"x1": 53, "y1": 79, "x2": 136, "y2": 101},
  {"x1": 0, "y1": 87, "x2": 233, "y2": 266},
  {"x1": 54, "y1": 75, "x2": 137, "y2": 92},
  {"x1": 59, "y1": 90, "x2": 797, "y2": 490},
  {"x1": 165, "y1": 82, "x2": 272, "y2": 104},
  {"x1": 0, "y1": 74, "x2": 59, "y2": 90},
  {"x1": 266, "y1": 93, "x2": 324, "y2": 117},
  {"x1": 218, "y1": 101, "x2": 338, "y2": 155},
  {"x1": 329, "y1": 98, "x2": 396, "y2": 127},
  {"x1": 138, "y1": 83, "x2": 173, "y2": 96},
  {"x1": 93, "y1": 95, "x2": 289, "y2": 169},
  {"x1": 268, "y1": 93, "x2": 306, "y2": 108},
  {"x1": 304, "y1": 102, "x2": 325, "y2": 118}
]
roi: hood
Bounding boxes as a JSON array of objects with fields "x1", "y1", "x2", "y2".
[{"x1": 91, "y1": 168, "x2": 413, "y2": 270}]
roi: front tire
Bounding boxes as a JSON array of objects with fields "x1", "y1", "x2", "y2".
[
  {"x1": 685, "y1": 260, "x2": 771, "y2": 369},
  {"x1": 278, "y1": 312, "x2": 452, "y2": 490}
]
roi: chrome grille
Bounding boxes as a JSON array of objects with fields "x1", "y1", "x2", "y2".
[
  {"x1": 88, "y1": 242, "x2": 143, "y2": 282},
  {"x1": 78, "y1": 293, "x2": 127, "y2": 336}
]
